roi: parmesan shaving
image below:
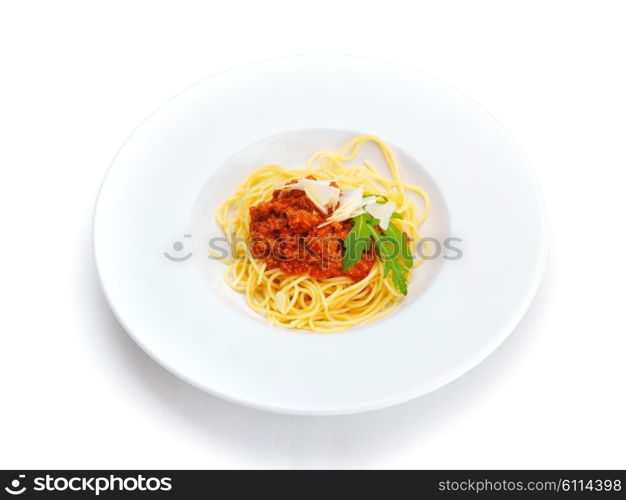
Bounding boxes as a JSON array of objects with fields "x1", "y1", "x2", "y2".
[
  {"x1": 364, "y1": 201, "x2": 395, "y2": 230},
  {"x1": 317, "y1": 187, "x2": 365, "y2": 227},
  {"x1": 274, "y1": 291, "x2": 289, "y2": 315},
  {"x1": 283, "y1": 179, "x2": 340, "y2": 214},
  {"x1": 362, "y1": 195, "x2": 378, "y2": 205}
]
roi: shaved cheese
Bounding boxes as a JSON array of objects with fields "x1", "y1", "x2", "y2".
[
  {"x1": 274, "y1": 291, "x2": 289, "y2": 315},
  {"x1": 327, "y1": 187, "x2": 363, "y2": 222},
  {"x1": 283, "y1": 179, "x2": 340, "y2": 214},
  {"x1": 317, "y1": 187, "x2": 365, "y2": 227},
  {"x1": 365, "y1": 201, "x2": 395, "y2": 230},
  {"x1": 362, "y1": 195, "x2": 378, "y2": 205}
]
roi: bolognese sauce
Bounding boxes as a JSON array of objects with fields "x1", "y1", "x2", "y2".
[{"x1": 248, "y1": 179, "x2": 375, "y2": 281}]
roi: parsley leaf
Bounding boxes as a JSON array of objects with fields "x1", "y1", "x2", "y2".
[
  {"x1": 342, "y1": 213, "x2": 372, "y2": 270},
  {"x1": 342, "y1": 211, "x2": 413, "y2": 295},
  {"x1": 367, "y1": 224, "x2": 410, "y2": 296},
  {"x1": 383, "y1": 213, "x2": 413, "y2": 269}
]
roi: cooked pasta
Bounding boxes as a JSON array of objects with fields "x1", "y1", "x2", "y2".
[{"x1": 215, "y1": 135, "x2": 430, "y2": 332}]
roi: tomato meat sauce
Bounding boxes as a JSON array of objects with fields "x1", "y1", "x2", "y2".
[{"x1": 248, "y1": 179, "x2": 375, "y2": 281}]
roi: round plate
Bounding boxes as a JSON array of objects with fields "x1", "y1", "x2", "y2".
[{"x1": 94, "y1": 56, "x2": 546, "y2": 415}]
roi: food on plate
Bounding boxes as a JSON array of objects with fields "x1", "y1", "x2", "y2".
[{"x1": 215, "y1": 135, "x2": 430, "y2": 332}]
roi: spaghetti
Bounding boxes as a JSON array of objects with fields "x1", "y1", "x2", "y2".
[{"x1": 215, "y1": 135, "x2": 430, "y2": 332}]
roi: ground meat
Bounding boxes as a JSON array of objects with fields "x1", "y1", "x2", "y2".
[{"x1": 248, "y1": 179, "x2": 375, "y2": 281}]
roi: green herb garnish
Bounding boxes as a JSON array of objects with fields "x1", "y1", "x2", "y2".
[
  {"x1": 342, "y1": 213, "x2": 372, "y2": 270},
  {"x1": 342, "y1": 212, "x2": 414, "y2": 295}
]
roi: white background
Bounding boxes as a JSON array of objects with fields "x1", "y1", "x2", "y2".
[{"x1": 1, "y1": 0, "x2": 625, "y2": 469}]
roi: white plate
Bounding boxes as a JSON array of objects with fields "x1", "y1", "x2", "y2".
[{"x1": 94, "y1": 56, "x2": 546, "y2": 415}]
